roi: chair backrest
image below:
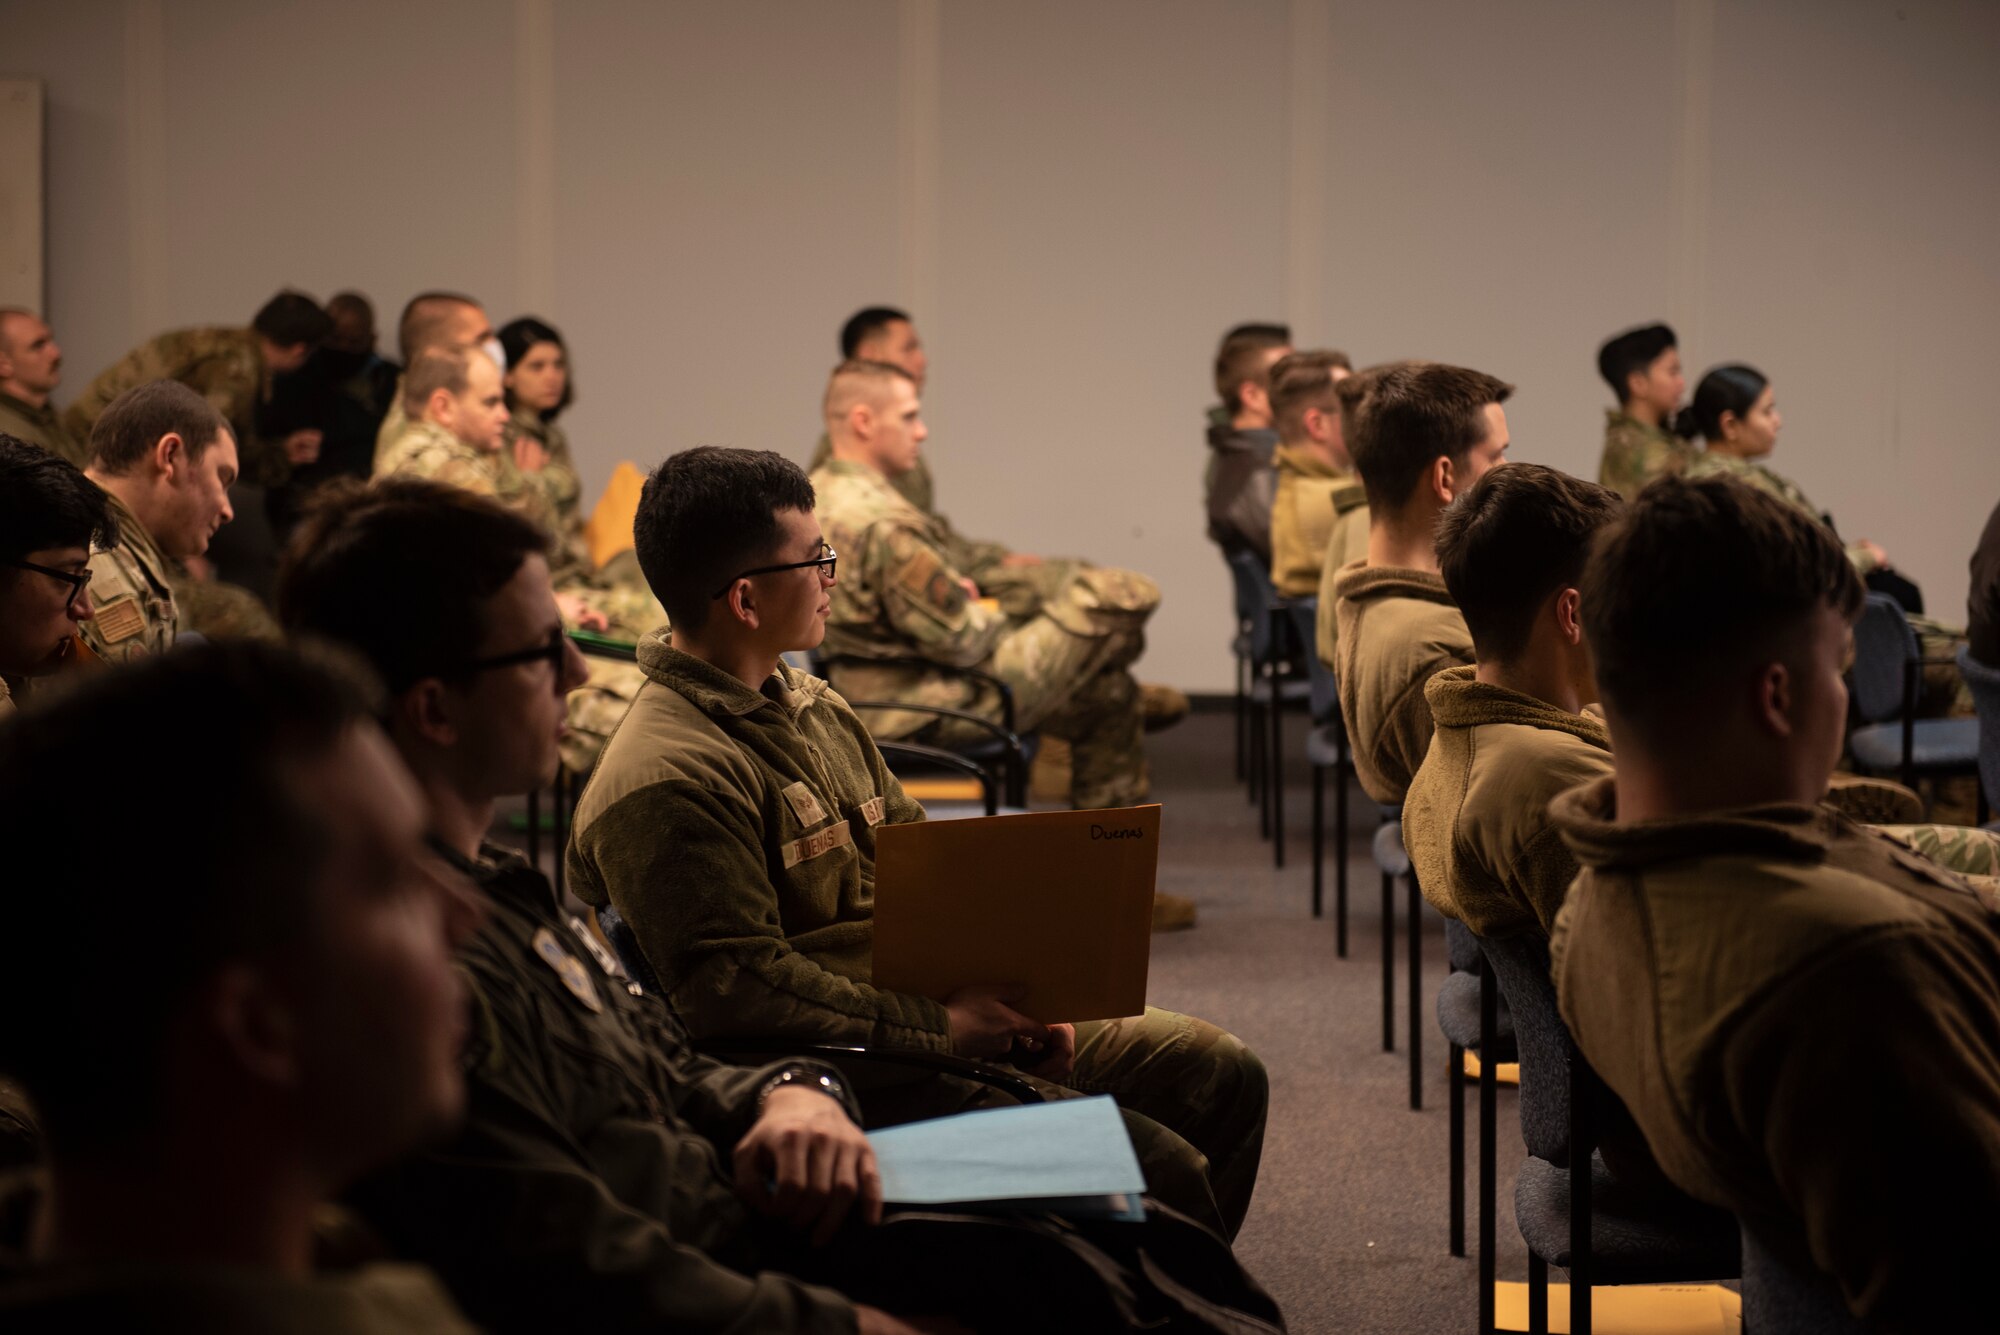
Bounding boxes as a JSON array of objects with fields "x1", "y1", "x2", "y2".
[
  {"x1": 1286, "y1": 598, "x2": 1340, "y2": 723},
  {"x1": 1224, "y1": 547, "x2": 1285, "y2": 663},
  {"x1": 1956, "y1": 643, "x2": 2000, "y2": 810},
  {"x1": 1848, "y1": 593, "x2": 1920, "y2": 724},
  {"x1": 1444, "y1": 917, "x2": 1482, "y2": 974},
  {"x1": 1739, "y1": 1223, "x2": 1870, "y2": 1334},
  {"x1": 594, "y1": 903, "x2": 663, "y2": 994},
  {"x1": 1477, "y1": 929, "x2": 1603, "y2": 1168}
]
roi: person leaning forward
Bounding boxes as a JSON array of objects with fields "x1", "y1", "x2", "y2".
[{"x1": 567, "y1": 446, "x2": 1269, "y2": 1240}]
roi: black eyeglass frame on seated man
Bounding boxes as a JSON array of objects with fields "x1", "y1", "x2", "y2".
[
  {"x1": 456, "y1": 626, "x2": 571, "y2": 677},
  {"x1": 6, "y1": 559, "x2": 94, "y2": 613},
  {"x1": 710, "y1": 543, "x2": 837, "y2": 600}
]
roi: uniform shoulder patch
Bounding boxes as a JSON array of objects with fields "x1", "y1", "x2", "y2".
[
  {"x1": 92, "y1": 595, "x2": 147, "y2": 644},
  {"x1": 894, "y1": 542, "x2": 964, "y2": 617},
  {"x1": 531, "y1": 926, "x2": 604, "y2": 1013}
]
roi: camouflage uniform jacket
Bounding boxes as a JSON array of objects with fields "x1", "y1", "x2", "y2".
[
  {"x1": 809, "y1": 430, "x2": 937, "y2": 516},
  {"x1": 1683, "y1": 448, "x2": 1883, "y2": 575},
  {"x1": 61, "y1": 327, "x2": 287, "y2": 485},
  {"x1": 567, "y1": 637, "x2": 947, "y2": 1053},
  {"x1": 1403, "y1": 667, "x2": 1612, "y2": 938},
  {"x1": 0, "y1": 391, "x2": 88, "y2": 466},
  {"x1": 1597, "y1": 409, "x2": 1696, "y2": 503},
  {"x1": 1330, "y1": 561, "x2": 1474, "y2": 806},
  {"x1": 1269, "y1": 443, "x2": 1364, "y2": 600},
  {"x1": 812, "y1": 459, "x2": 1010, "y2": 698},
  {"x1": 807, "y1": 434, "x2": 1010, "y2": 578},
  {"x1": 1551, "y1": 776, "x2": 2000, "y2": 1331},
  {"x1": 349, "y1": 842, "x2": 858, "y2": 1334},
  {"x1": 375, "y1": 419, "x2": 554, "y2": 531},
  {"x1": 78, "y1": 489, "x2": 181, "y2": 664},
  {"x1": 505, "y1": 406, "x2": 592, "y2": 581},
  {"x1": 373, "y1": 378, "x2": 409, "y2": 472},
  {"x1": 0, "y1": 1263, "x2": 474, "y2": 1333}
]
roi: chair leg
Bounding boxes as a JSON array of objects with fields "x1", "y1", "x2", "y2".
[
  {"x1": 1310, "y1": 764, "x2": 1325, "y2": 919},
  {"x1": 1270, "y1": 671, "x2": 1286, "y2": 868},
  {"x1": 1478, "y1": 966, "x2": 1498, "y2": 1335},
  {"x1": 1570, "y1": 1039, "x2": 1594, "y2": 1335},
  {"x1": 1247, "y1": 696, "x2": 1264, "y2": 809},
  {"x1": 1335, "y1": 759, "x2": 1350, "y2": 958},
  {"x1": 1448, "y1": 1041, "x2": 1465, "y2": 1257},
  {"x1": 1409, "y1": 871, "x2": 1424, "y2": 1111},
  {"x1": 1528, "y1": 1251, "x2": 1548, "y2": 1335},
  {"x1": 1381, "y1": 870, "x2": 1396, "y2": 1052},
  {"x1": 1233, "y1": 654, "x2": 1247, "y2": 782}
]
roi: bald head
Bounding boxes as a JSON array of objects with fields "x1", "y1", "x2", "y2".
[
  {"x1": 397, "y1": 292, "x2": 491, "y2": 365},
  {"x1": 0, "y1": 308, "x2": 62, "y2": 401}
]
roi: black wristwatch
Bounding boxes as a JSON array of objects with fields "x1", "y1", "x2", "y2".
[{"x1": 756, "y1": 1065, "x2": 848, "y2": 1114}]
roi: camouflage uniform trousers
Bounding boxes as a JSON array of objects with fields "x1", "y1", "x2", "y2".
[
  {"x1": 924, "y1": 566, "x2": 1157, "y2": 809},
  {"x1": 1876, "y1": 823, "x2": 2000, "y2": 881},
  {"x1": 853, "y1": 1006, "x2": 1269, "y2": 1242}
]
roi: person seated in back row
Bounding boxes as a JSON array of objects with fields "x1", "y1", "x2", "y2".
[
  {"x1": 567, "y1": 445, "x2": 1269, "y2": 1240},
  {"x1": 1331, "y1": 362, "x2": 1510, "y2": 807},
  {"x1": 1265, "y1": 349, "x2": 1360, "y2": 600},
  {"x1": 1594, "y1": 321, "x2": 1693, "y2": 502},
  {"x1": 0, "y1": 641, "x2": 480, "y2": 1331},
  {"x1": 1553, "y1": 474, "x2": 2000, "y2": 1332},
  {"x1": 285, "y1": 476, "x2": 1280, "y2": 1334},
  {"x1": 1203, "y1": 323, "x2": 1293, "y2": 565}
]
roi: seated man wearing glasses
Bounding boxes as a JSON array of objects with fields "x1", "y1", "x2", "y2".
[
  {"x1": 0, "y1": 434, "x2": 115, "y2": 716},
  {"x1": 567, "y1": 446, "x2": 1269, "y2": 1243}
]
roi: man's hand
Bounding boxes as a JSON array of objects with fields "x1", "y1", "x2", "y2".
[
  {"x1": 512, "y1": 433, "x2": 552, "y2": 473},
  {"x1": 554, "y1": 590, "x2": 610, "y2": 633},
  {"x1": 998, "y1": 552, "x2": 1044, "y2": 569},
  {"x1": 1017, "y1": 1021, "x2": 1076, "y2": 1081},
  {"x1": 856, "y1": 1308, "x2": 971, "y2": 1335},
  {"x1": 733, "y1": 1085, "x2": 882, "y2": 1246},
  {"x1": 1858, "y1": 538, "x2": 1891, "y2": 569},
  {"x1": 944, "y1": 983, "x2": 1048, "y2": 1059},
  {"x1": 282, "y1": 428, "x2": 323, "y2": 465}
]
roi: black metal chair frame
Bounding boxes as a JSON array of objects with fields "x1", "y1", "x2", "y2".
[
  {"x1": 818, "y1": 653, "x2": 1029, "y2": 808},
  {"x1": 1845, "y1": 594, "x2": 1984, "y2": 818}
]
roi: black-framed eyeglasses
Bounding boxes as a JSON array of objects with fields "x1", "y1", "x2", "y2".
[
  {"x1": 458, "y1": 627, "x2": 570, "y2": 676},
  {"x1": 711, "y1": 543, "x2": 837, "y2": 599},
  {"x1": 7, "y1": 559, "x2": 93, "y2": 612}
]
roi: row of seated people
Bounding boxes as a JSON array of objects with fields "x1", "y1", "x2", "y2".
[
  {"x1": 2, "y1": 294, "x2": 1202, "y2": 921},
  {"x1": 1203, "y1": 321, "x2": 1977, "y2": 724},
  {"x1": 1294, "y1": 356, "x2": 2000, "y2": 1330},
  {"x1": 0, "y1": 421, "x2": 1274, "y2": 1331}
]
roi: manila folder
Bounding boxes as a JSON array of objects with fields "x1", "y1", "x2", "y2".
[{"x1": 872, "y1": 804, "x2": 1160, "y2": 1024}]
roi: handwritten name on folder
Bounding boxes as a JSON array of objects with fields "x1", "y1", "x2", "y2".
[{"x1": 872, "y1": 805, "x2": 1161, "y2": 1024}]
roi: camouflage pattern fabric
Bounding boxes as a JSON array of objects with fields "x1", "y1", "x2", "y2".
[
  {"x1": 560, "y1": 656, "x2": 647, "y2": 776},
  {"x1": 78, "y1": 490, "x2": 182, "y2": 664},
  {"x1": 0, "y1": 390, "x2": 88, "y2": 466},
  {"x1": 809, "y1": 430, "x2": 934, "y2": 514},
  {"x1": 1597, "y1": 409, "x2": 1697, "y2": 503},
  {"x1": 1685, "y1": 449, "x2": 1884, "y2": 576},
  {"x1": 813, "y1": 459, "x2": 1157, "y2": 809},
  {"x1": 171, "y1": 575, "x2": 282, "y2": 642},
  {"x1": 61, "y1": 326, "x2": 288, "y2": 485},
  {"x1": 376, "y1": 418, "x2": 553, "y2": 529},
  {"x1": 1823, "y1": 773, "x2": 1926, "y2": 825},
  {"x1": 1876, "y1": 824, "x2": 2000, "y2": 880}
]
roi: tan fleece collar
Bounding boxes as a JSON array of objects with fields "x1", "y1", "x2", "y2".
[
  {"x1": 1551, "y1": 774, "x2": 1838, "y2": 872},
  {"x1": 1423, "y1": 666, "x2": 1610, "y2": 750},
  {"x1": 1331, "y1": 562, "x2": 1454, "y2": 607},
  {"x1": 636, "y1": 635, "x2": 828, "y2": 719},
  {"x1": 1272, "y1": 443, "x2": 1348, "y2": 480}
]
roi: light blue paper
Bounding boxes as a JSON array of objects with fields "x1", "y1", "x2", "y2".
[{"x1": 868, "y1": 1094, "x2": 1145, "y2": 1208}]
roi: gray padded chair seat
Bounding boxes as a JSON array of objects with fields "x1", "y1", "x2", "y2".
[
  {"x1": 1515, "y1": 1153, "x2": 1740, "y2": 1279},
  {"x1": 1847, "y1": 717, "x2": 1980, "y2": 772},
  {"x1": 1304, "y1": 725, "x2": 1345, "y2": 767},
  {"x1": 1436, "y1": 968, "x2": 1516, "y2": 1052}
]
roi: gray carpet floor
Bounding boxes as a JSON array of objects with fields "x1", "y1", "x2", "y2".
[{"x1": 1143, "y1": 707, "x2": 1529, "y2": 1335}]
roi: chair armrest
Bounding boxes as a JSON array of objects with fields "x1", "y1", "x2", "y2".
[
  {"x1": 698, "y1": 1037, "x2": 1045, "y2": 1105},
  {"x1": 845, "y1": 701, "x2": 1025, "y2": 757},
  {"x1": 571, "y1": 629, "x2": 639, "y2": 662},
  {"x1": 822, "y1": 654, "x2": 1018, "y2": 733}
]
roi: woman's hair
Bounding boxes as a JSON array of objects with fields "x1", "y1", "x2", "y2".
[
  {"x1": 1690, "y1": 363, "x2": 1768, "y2": 442},
  {"x1": 498, "y1": 316, "x2": 573, "y2": 420}
]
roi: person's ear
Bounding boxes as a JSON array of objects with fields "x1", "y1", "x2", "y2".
[
  {"x1": 206, "y1": 963, "x2": 304, "y2": 1091},
  {"x1": 1433, "y1": 454, "x2": 1458, "y2": 505},
  {"x1": 1624, "y1": 369, "x2": 1647, "y2": 406},
  {"x1": 1555, "y1": 587, "x2": 1584, "y2": 647},
  {"x1": 397, "y1": 678, "x2": 459, "y2": 750},
  {"x1": 154, "y1": 431, "x2": 186, "y2": 482},
  {"x1": 0, "y1": 344, "x2": 14, "y2": 380},
  {"x1": 1240, "y1": 382, "x2": 1270, "y2": 420},
  {"x1": 725, "y1": 579, "x2": 761, "y2": 631},
  {"x1": 1719, "y1": 409, "x2": 1742, "y2": 443},
  {"x1": 847, "y1": 402, "x2": 875, "y2": 443},
  {"x1": 1753, "y1": 660, "x2": 1795, "y2": 738}
]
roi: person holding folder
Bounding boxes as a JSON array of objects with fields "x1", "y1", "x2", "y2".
[{"x1": 567, "y1": 446, "x2": 1269, "y2": 1241}]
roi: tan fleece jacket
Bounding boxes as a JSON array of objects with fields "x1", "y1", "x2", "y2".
[{"x1": 1330, "y1": 561, "x2": 1474, "y2": 805}]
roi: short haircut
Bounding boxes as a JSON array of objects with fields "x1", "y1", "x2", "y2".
[
  {"x1": 1581, "y1": 474, "x2": 1864, "y2": 737},
  {"x1": 0, "y1": 435, "x2": 118, "y2": 563},
  {"x1": 1437, "y1": 464, "x2": 1623, "y2": 662},
  {"x1": 0, "y1": 639, "x2": 377, "y2": 1154},
  {"x1": 1689, "y1": 363, "x2": 1768, "y2": 441},
  {"x1": 252, "y1": 290, "x2": 333, "y2": 349},
  {"x1": 87, "y1": 379, "x2": 230, "y2": 475},
  {"x1": 1269, "y1": 349, "x2": 1354, "y2": 441},
  {"x1": 1212, "y1": 323, "x2": 1294, "y2": 414},
  {"x1": 633, "y1": 447, "x2": 817, "y2": 634},
  {"x1": 278, "y1": 477, "x2": 548, "y2": 696},
  {"x1": 398, "y1": 291, "x2": 482, "y2": 364},
  {"x1": 840, "y1": 306, "x2": 912, "y2": 358},
  {"x1": 326, "y1": 291, "x2": 374, "y2": 328},
  {"x1": 1348, "y1": 362, "x2": 1514, "y2": 514},
  {"x1": 1596, "y1": 323, "x2": 1677, "y2": 402},
  {"x1": 498, "y1": 315, "x2": 574, "y2": 417},
  {"x1": 403, "y1": 346, "x2": 480, "y2": 417},
  {"x1": 823, "y1": 358, "x2": 915, "y2": 424}
]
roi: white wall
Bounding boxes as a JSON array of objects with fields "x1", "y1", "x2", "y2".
[{"x1": 6, "y1": 0, "x2": 1997, "y2": 690}]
